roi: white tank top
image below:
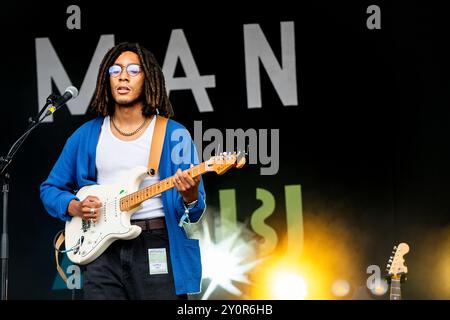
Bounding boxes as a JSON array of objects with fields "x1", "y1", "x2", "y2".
[{"x1": 96, "y1": 116, "x2": 165, "y2": 220}]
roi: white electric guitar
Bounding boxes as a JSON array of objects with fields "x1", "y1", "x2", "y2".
[{"x1": 65, "y1": 152, "x2": 245, "y2": 265}]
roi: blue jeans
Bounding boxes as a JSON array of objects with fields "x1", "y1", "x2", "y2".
[{"x1": 83, "y1": 227, "x2": 188, "y2": 300}]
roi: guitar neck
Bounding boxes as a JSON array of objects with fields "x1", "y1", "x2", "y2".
[
  {"x1": 390, "y1": 278, "x2": 401, "y2": 300},
  {"x1": 119, "y1": 162, "x2": 207, "y2": 211}
]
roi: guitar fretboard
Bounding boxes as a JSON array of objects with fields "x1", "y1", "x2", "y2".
[
  {"x1": 119, "y1": 162, "x2": 207, "y2": 211},
  {"x1": 390, "y1": 278, "x2": 401, "y2": 300}
]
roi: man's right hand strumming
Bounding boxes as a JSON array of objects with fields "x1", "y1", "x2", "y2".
[{"x1": 68, "y1": 196, "x2": 102, "y2": 222}]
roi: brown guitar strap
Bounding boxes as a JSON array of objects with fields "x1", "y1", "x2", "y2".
[
  {"x1": 55, "y1": 232, "x2": 68, "y2": 284},
  {"x1": 147, "y1": 115, "x2": 168, "y2": 176},
  {"x1": 54, "y1": 115, "x2": 169, "y2": 283}
]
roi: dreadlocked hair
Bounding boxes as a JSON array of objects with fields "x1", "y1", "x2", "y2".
[{"x1": 89, "y1": 42, "x2": 174, "y2": 118}]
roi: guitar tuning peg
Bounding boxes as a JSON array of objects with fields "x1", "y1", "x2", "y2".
[
  {"x1": 393, "y1": 246, "x2": 397, "y2": 249},
  {"x1": 387, "y1": 264, "x2": 391, "y2": 268}
]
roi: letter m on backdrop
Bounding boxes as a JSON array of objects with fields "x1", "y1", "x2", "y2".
[{"x1": 35, "y1": 35, "x2": 115, "y2": 122}]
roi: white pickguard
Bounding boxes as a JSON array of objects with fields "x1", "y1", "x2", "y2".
[{"x1": 65, "y1": 166, "x2": 149, "y2": 265}]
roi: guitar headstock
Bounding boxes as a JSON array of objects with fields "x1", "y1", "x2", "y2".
[
  {"x1": 386, "y1": 242, "x2": 409, "y2": 280},
  {"x1": 205, "y1": 151, "x2": 246, "y2": 175}
]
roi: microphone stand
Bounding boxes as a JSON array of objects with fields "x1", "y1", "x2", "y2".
[{"x1": 0, "y1": 94, "x2": 57, "y2": 300}]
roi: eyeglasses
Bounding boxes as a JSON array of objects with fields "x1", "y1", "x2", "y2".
[{"x1": 108, "y1": 64, "x2": 142, "y2": 77}]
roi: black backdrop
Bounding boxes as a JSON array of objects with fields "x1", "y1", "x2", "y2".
[{"x1": 0, "y1": 1, "x2": 449, "y2": 299}]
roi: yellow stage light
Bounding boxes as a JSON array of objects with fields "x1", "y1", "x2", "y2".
[
  {"x1": 331, "y1": 279, "x2": 350, "y2": 297},
  {"x1": 271, "y1": 272, "x2": 308, "y2": 300},
  {"x1": 370, "y1": 279, "x2": 388, "y2": 296}
]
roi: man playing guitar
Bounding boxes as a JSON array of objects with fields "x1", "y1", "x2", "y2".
[{"x1": 40, "y1": 42, "x2": 206, "y2": 299}]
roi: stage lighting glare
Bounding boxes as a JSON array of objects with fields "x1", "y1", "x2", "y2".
[
  {"x1": 197, "y1": 220, "x2": 262, "y2": 299},
  {"x1": 370, "y1": 279, "x2": 388, "y2": 296},
  {"x1": 271, "y1": 272, "x2": 308, "y2": 300},
  {"x1": 331, "y1": 279, "x2": 350, "y2": 297}
]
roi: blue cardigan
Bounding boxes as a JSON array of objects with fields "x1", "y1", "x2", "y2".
[{"x1": 40, "y1": 116, "x2": 206, "y2": 295}]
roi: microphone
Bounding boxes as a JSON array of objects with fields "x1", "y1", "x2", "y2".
[{"x1": 44, "y1": 86, "x2": 79, "y2": 116}]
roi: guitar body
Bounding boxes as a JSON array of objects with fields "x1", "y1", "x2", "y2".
[{"x1": 65, "y1": 166, "x2": 148, "y2": 265}]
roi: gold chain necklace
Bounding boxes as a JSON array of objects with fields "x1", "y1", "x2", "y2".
[{"x1": 111, "y1": 116, "x2": 148, "y2": 137}]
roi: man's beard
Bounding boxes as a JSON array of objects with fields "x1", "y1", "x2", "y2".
[{"x1": 115, "y1": 96, "x2": 143, "y2": 108}]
